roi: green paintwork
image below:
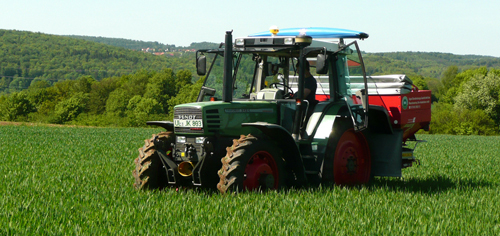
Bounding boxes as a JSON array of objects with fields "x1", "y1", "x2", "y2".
[{"x1": 175, "y1": 101, "x2": 279, "y2": 137}]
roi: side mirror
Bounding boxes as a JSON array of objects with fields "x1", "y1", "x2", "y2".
[
  {"x1": 196, "y1": 55, "x2": 206, "y2": 75},
  {"x1": 196, "y1": 86, "x2": 216, "y2": 102},
  {"x1": 316, "y1": 54, "x2": 328, "y2": 74},
  {"x1": 202, "y1": 86, "x2": 216, "y2": 96}
]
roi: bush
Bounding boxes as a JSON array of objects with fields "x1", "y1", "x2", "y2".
[
  {"x1": 51, "y1": 92, "x2": 89, "y2": 124},
  {"x1": 105, "y1": 88, "x2": 131, "y2": 117},
  {"x1": 68, "y1": 113, "x2": 128, "y2": 127},
  {"x1": 0, "y1": 92, "x2": 35, "y2": 121},
  {"x1": 454, "y1": 72, "x2": 500, "y2": 124},
  {"x1": 126, "y1": 96, "x2": 164, "y2": 126},
  {"x1": 430, "y1": 103, "x2": 498, "y2": 135}
]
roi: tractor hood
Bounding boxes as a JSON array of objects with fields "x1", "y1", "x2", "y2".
[{"x1": 173, "y1": 101, "x2": 279, "y2": 136}]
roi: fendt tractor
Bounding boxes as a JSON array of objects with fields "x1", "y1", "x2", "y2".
[{"x1": 133, "y1": 27, "x2": 432, "y2": 193}]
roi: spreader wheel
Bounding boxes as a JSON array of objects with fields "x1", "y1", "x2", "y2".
[
  {"x1": 333, "y1": 128, "x2": 371, "y2": 185},
  {"x1": 217, "y1": 134, "x2": 286, "y2": 193},
  {"x1": 133, "y1": 132, "x2": 173, "y2": 190}
]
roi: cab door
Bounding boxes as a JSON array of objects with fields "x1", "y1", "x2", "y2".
[{"x1": 336, "y1": 41, "x2": 369, "y2": 131}]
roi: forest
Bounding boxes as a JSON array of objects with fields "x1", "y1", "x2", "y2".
[
  {"x1": 1, "y1": 29, "x2": 499, "y2": 134},
  {"x1": 0, "y1": 30, "x2": 198, "y2": 93},
  {"x1": 65, "y1": 35, "x2": 220, "y2": 52}
]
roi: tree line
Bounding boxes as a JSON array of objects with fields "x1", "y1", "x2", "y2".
[
  {"x1": 363, "y1": 52, "x2": 500, "y2": 79},
  {"x1": 3, "y1": 29, "x2": 500, "y2": 96},
  {"x1": 1, "y1": 64, "x2": 498, "y2": 134},
  {"x1": 1, "y1": 29, "x2": 500, "y2": 134},
  {"x1": 0, "y1": 69, "x2": 202, "y2": 127},
  {"x1": 65, "y1": 35, "x2": 220, "y2": 52},
  {"x1": 426, "y1": 66, "x2": 500, "y2": 135}
]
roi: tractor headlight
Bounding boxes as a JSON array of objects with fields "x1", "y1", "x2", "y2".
[
  {"x1": 284, "y1": 37, "x2": 294, "y2": 45},
  {"x1": 195, "y1": 137, "x2": 205, "y2": 144},
  {"x1": 235, "y1": 38, "x2": 244, "y2": 46},
  {"x1": 176, "y1": 136, "x2": 186, "y2": 143}
]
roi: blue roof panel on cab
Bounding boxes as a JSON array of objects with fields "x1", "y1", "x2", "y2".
[{"x1": 248, "y1": 27, "x2": 368, "y2": 39}]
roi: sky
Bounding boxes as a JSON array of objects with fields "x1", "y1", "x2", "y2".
[{"x1": 2, "y1": 0, "x2": 500, "y2": 57}]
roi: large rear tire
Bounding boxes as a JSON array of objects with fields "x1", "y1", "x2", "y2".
[
  {"x1": 324, "y1": 119, "x2": 371, "y2": 185},
  {"x1": 217, "y1": 134, "x2": 286, "y2": 193},
  {"x1": 333, "y1": 128, "x2": 371, "y2": 185},
  {"x1": 133, "y1": 132, "x2": 173, "y2": 190}
]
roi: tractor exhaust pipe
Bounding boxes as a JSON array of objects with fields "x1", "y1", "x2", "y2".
[
  {"x1": 222, "y1": 30, "x2": 233, "y2": 103},
  {"x1": 178, "y1": 162, "x2": 194, "y2": 177}
]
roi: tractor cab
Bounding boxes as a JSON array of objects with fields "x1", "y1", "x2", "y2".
[{"x1": 196, "y1": 27, "x2": 370, "y2": 139}]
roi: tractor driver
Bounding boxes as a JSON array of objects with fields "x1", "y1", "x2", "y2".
[
  {"x1": 296, "y1": 61, "x2": 318, "y2": 135},
  {"x1": 297, "y1": 61, "x2": 319, "y2": 111}
]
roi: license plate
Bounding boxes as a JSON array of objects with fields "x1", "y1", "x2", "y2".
[{"x1": 174, "y1": 119, "x2": 203, "y2": 128}]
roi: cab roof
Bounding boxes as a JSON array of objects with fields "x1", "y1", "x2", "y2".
[{"x1": 248, "y1": 27, "x2": 368, "y2": 39}]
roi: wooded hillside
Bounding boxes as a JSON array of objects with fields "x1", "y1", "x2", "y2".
[
  {"x1": 1, "y1": 29, "x2": 499, "y2": 134},
  {"x1": 65, "y1": 35, "x2": 220, "y2": 51},
  {"x1": 0, "y1": 30, "x2": 196, "y2": 94},
  {"x1": 364, "y1": 52, "x2": 500, "y2": 79}
]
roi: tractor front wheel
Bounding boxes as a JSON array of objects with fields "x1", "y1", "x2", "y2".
[
  {"x1": 217, "y1": 134, "x2": 286, "y2": 193},
  {"x1": 133, "y1": 132, "x2": 173, "y2": 190}
]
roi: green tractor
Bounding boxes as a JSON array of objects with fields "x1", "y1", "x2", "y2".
[{"x1": 133, "y1": 28, "x2": 431, "y2": 193}]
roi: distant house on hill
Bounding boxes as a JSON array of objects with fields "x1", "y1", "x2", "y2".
[{"x1": 140, "y1": 47, "x2": 195, "y2": 55}]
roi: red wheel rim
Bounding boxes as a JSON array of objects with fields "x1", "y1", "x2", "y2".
[
  {"x1": 243, "y1": 151, "x2": 279, "y2": 190},
  {"x1": 334, "y1": 128, "x2": 371, "y2": 185}
]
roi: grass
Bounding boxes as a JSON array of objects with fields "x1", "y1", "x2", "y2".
[{"x1": 0, "y1": 125, "x2": 499, "y2": 235}]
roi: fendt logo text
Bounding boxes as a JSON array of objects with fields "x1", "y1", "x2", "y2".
[{"x1": 178, "y1": 115, "x2": 197, "y2": 120}]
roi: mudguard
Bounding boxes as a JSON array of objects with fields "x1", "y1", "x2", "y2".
[
  {"x1": 146, "y1": 121, "x2": 174, "y2": 131},
  {"x1": 362, "y1": 104, "x2": 403, "y2": 177},
  {"x1": 367, "y1": 105, "x2": 393, "y2": 134},
  {"x1": 241, "y1": 122, "x2": 308, "y2": 186},
  {"x1": 363, "y1": 129, "x2": 403, "y2": 177}
]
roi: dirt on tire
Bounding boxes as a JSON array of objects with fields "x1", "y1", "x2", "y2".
[
  {"x1": 133, "y1": 132, "x2": 173, "y2": 190},
  {"x1": 217, "y1": 134, "x2": 286, "y2": 193}
]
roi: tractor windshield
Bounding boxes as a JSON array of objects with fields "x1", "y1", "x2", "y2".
[
  {"x1": 200, "y1": 52, "x2": 256, "y2": 101},
  {"x1": 341, "y1": 41, "x2": 368, "y2": 130}
]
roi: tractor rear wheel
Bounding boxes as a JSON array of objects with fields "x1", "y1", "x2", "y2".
[
  {"x1": 133, "y1": 132, "x2": 173, "y2": 190},
  {"x1": 333, "y1": 128, "x2": 371, "y2": 185},
  {"x1": 324, "y1": 118, "x2": 371, "y2": 185},
  {"x1": 217, "y1": 134, "x2": 286, "y2": 193}
]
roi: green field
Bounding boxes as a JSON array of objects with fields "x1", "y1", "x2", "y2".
[{"x1": 1, "y1": 125, "x2": 499, "y2": 235}]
